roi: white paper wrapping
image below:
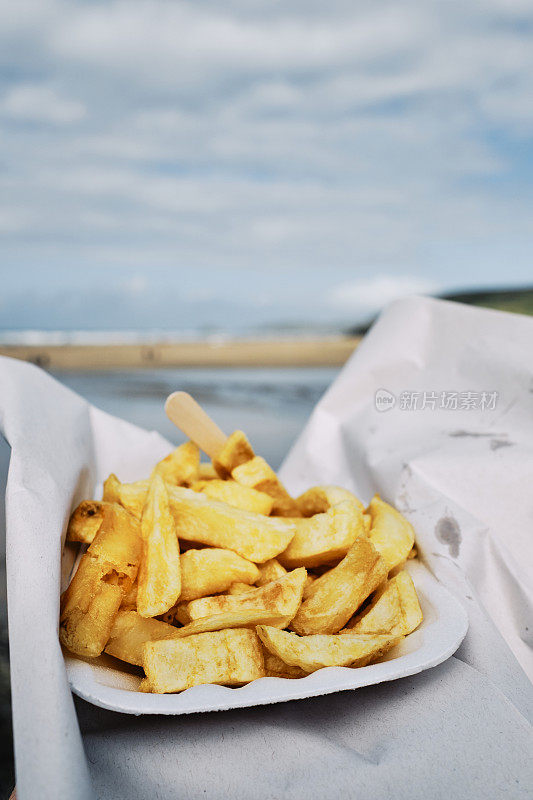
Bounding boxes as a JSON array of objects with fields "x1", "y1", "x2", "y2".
[{"x1": 2, "y1": 296, "x2": 532, "y2": 800}]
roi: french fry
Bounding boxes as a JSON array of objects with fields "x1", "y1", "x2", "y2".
[
  {"x1": 102, "y1": 474, "x2": 149, "y2": 519},
  {"x1": 137, "y1": 474, "x2": 181, "y2": 618},
  {"x1": 152, "y1": 441, "x2": 200, "y2": 485},
  {"x1": 342, "y1": 581, "x2": 402, "y2": 635},
  {"x1": 121, "y1": 581, "x2": 138, "y2": 610},
  {"x1": 256, "y1": 558, "x2": 287, "y2": 586},
  {"x1": 105, "y1": 610, "x2": 181, "y2": 665},
  {"x1": 297, "y1": 485, "x2": 365, "y2": 516},
  {"x1": 165, "y1": 609, "x2": 290, "y2": 638},
  {"x1": 179, "y1": 548, "x2": 260, "y2": 602},
  {"x1": 227, "y1": 581, "x2": 256, "y2": 595},
  {"x1": 87, "y1": 503, "x2": 142, "y2": 580},
  {"x1": 143, "y1": 629, "x2": 265, "y2": 693},
  {"x1": 257, "y1": 626, "x2": 401, "y2": 673},
  {"x1": 166, "y1": 486, "x2": 296, "y2": 563},
  {"x1": 263, "y1": 650, "x2": 307, "y2": 679},
  {"x1": 185, "y1": 568, "x2": 307, "y2": 629},
  {"x1": 60, "y1": 504, "x2": 142, "y2": 656},
  {"x1": 161, "y1": 603, "x2": 191, "y2": 626},
  {"x1": 278, "y1": 501, "x2": 365, "y2": 569},
  {"x1": 212, "y1": 430, "x2": 255, "y2": 478},
  {"x1": 198, "y1": 463, "x2": 218, "y2": 481},
  {"x1": 368, "y1": 495, "x2": 415, "y2": 572},
  {"x1": 232, "y1": 457, "x2": 301, "y2": 517},
  {"x1": 196, "y1": 479, "x2": 274, "y2": 516},
  {"x1": 344, "y1": 570, "x2": 423, "y2": 636},
  {"x1": 60, "y1": 555, "x2": 124, "y2": 657},
  {"x1": 290, "y1": 538, "x2": 387, "y2": 635},
  {"x1": 67, "y1": 500, "x2": 113, "y2": 544}
]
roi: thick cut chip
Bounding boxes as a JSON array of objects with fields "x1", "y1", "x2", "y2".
[
  {"x1": 346, "y1": 571, "x2": 423, "y2": 636},
  {"x1": 180, "y1": 548, "x2": 260, "y2": 602},
  {"x1": 60, "y1": 502, "x2": 143, "y2": 656},
  {"x1": 232, "y1": 456, "x2": 301, "y2": 517},
  {"x1": 227, "y1": 582, "x2": 256, "y2": 595},
  {"x1": 105, "y1": 610, "x2": 181, "y2": 665},
  {"x1": 102, "y1": 474, "x2": 149, "y2": 519},
  {"x1": 256, "y1": 558, "x2": 287, "y2": 586},
  {"x1": 297, "y1": 485, "x2": 365, "y2": 516},
  {"x1": 344, "y1": 581, "x2": 402, "y2": 635},
  {"x1": 137, "y1": 474, "x2": 181, "y2": 618},
  {"x1": 278, "y1": 501, "x2": 365, "y2": 569},
  {"x1": 67, "y1": 500, "x2": 114, "y2": 544},
  {"x1": 196, "y1": 480, "x2": 273, "y2": 516},
  {"x1": 185, "y1": 568, "x2": 307, "y2": 629},
  {"x1": 368, "y1": 495, "x2": 415, "y2": 572},
  {"x1": 121, "y1": 581, "x2": 138, "y2": 610},
  {"x1": 198, "y1": 463, "x2": 218, "y2": 481},
  {"x1": 87, "y1": 503, "x2": 142, "y2": 581},
  {"x1": 166, "y1": 486, "x2": 295, "y2": 563},
  {"x1": 162, "y1": 603, "x2": 191, "y2": 626},
  {"x1": 152, "y1": 441, "x2": 199, "y2": 485},
  {"x1": 263, "y1": 650, "x2": 307, "y2": 679},
  {"x1": 213, "y1": 430, "x2": 255, "y2": 478},
  {"x1": 60, "y1": 554, "x2": 125, "y2": 657},
  {"x1": 257, "y1": 626, "x2": 400, "y2": 673},
  {"x1": 166, "y1": 609, "x2": 289, "y2": 638},
  {"x1": 143, "y1": 628, "x2": 265, "y2": 693},
  {"x1": 290, "y1": 538, "x2": 387, "y2": 635}
]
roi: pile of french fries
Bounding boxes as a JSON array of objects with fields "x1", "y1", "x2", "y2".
[{"x1": 60, "y1": 431, "x2": 422, "y2": 694}]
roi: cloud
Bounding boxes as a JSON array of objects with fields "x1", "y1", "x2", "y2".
[
  {"x1": 327, "y1": 276, "x2": 436, "y2": 314},
  {"x1": 0, "y1": 0, "x2": 532, "y2": 331},
  {"x1": 1, "y1": 84, "x2": 86, "y2": 124}
]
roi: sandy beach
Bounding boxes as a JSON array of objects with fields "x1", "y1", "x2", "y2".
[{"x1": 0, "y1": 336, "x2": 361, "y2": 370}]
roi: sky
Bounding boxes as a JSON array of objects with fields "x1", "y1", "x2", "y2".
[{"x1": 1, "y1": 0, "x2": 532, "y2": 334}]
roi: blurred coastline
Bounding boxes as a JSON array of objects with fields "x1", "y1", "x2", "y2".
[{"x1": 0, "y1": 336, "x2": 360, "y2": 371}]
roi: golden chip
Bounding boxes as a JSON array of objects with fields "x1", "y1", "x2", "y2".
[
  {"x1": 227, "y1": 581, "x2": 256, "y2": 595},
  {"x1": 143, "y1": 628, "x2": 265, "y2": 693},
  {"x1": 105, "y1": 610, "x2": 181, "y2": 665},
  {"x1": 166, "y1": 485, "x2": 295, "y2": 563},
  {"x1": 297, "y1": 485, "x2": 365, "y2": 516},
  {"x1": 67, "y1": 500, "x2": 114, "y2": 544},
  {"x1": 60, "y1": 554, "x2": 124, "y2": 657},
  {"x1": 137, "y1": 474, "x2": 181, "y2": 618},
  {"x1": 152, "y1": 441, "x2": 200, "y2": 486},
  {"x1": 368, "y1": 495, "x2": 415, "y2": 571},
  {"x1": 179, "y1": 548, "x2": 259, "y2": 602},
  {"x1": 257, "y1": 625, "x2": 400, "y2": 673},
  {"x1": 290, "y1": 538, "x2": 387, "y2": 635},
  {"x1": 102, "y1": 474, "x2": 149, "y2": 519},
  {"x1": 232, "y1": 456, "x2": 301, "y2": 517},
  {"x1": 256, "y1": 558, "x2": 287, "y2": 586},
  {"x1": 197, "y1": 479, "x2": 273, "y2": 515},
  {"x1": 185, "y1": 568, "x2": 307, "y2": 629},
  {"x1": 212, "y1": 430, "x2": 255, "y2": 478},
  {"x1": 278, "y1": 500, "x2": 365, "y2": 569}
]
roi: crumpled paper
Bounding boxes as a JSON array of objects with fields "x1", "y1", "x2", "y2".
[{"x1": 2, "y1": 296, "x2": 532, "y2": 800}]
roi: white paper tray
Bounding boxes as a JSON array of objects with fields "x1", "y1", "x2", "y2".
[{"x1": 65, "y1": 560, "x2": 468, "y2": 715}]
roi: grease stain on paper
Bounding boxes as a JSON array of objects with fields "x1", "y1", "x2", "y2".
[
  {"x1": 490, "y1": 439, "x2": 514, "y2": 451},
  {"x1": 435, "y1": 515, "x2": 461, "y2": 558}
]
